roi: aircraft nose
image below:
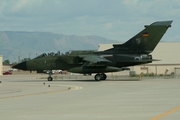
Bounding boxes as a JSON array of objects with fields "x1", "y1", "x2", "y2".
[{"x1": 12, "y1": 61, "x2": 27, "y2": 70}]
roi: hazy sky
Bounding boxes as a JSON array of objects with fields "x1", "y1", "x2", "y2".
[{"x1": 0, "y1": 0, "x2": 179, "y2": 41}]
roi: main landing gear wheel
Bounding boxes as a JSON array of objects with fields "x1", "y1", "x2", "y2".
[
  {"x1": 94, "y1": 73, "x2": 107, "y2": 81},
  {"x1": 100, "y1": 73, "x2": 107, "y2": 80},
  {"x1": 95, "y1": 74, "x2": 101, "y2": 81}
]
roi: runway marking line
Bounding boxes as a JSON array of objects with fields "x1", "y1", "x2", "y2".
[
  {"x1": 0, "y1": 84, "x2": 82, "y2": 100},
  {"x1": 150, "y1": 106, "x2": 180, "y2": 120}
]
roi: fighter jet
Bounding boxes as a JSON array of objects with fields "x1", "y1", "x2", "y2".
[{"x1": 13, "y1": 20, "x2": 172, "y2": 81}]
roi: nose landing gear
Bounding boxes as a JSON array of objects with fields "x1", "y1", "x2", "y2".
[{"x1": 47, "y1": 71, "x2": 53, "y2": 81}]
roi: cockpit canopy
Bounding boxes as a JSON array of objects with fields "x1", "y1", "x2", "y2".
[
  {"x1": 33, "y1": 50, "x2": 96, "y2": 59},
  {"x1": 34, "y1": 51, "x2": 61, "y2": 59}
]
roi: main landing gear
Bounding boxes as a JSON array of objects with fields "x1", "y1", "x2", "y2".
[{"x1": 94, "y1": 73, "x2": 107, "y2": 81}]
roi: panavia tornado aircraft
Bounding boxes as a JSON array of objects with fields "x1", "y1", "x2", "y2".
[{"x1": 13, "y1": 20, "x2": 172, "y2": 81}]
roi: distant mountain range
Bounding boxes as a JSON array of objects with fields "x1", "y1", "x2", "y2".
[{"x1": 0, "y1": 31, "x2": 118, "y2": 63}]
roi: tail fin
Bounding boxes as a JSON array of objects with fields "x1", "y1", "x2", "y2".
[{"x1": 113, "y1": 20, "x2": 173, "y2": 54}]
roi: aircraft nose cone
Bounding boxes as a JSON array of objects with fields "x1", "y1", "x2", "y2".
[{"x1": 12, "y1": 61, "x2": 27, "y2": 70}]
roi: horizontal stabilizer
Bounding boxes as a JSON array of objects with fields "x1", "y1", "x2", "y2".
[
  {"x1": 121, "y1": 67, "x2": 130, "y2": 71},
  {"x1": 116, "y1": 59, "x2": 160, "y2": 63}
]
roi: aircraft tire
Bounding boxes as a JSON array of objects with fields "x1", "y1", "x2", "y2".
[
  {"x1": 94, "y1": 74, "x2": 101, "y2": 81},
  {"x1": 48, "y1": 77, "x2": 53, "y2": 81},
  {"x1": 100, "y1": 73, "x2": 107, "y2": 80}
]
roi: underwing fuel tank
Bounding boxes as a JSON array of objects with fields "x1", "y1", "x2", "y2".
[{"x1": 68, "y1": 66, "x2": 129, "y2": 73}]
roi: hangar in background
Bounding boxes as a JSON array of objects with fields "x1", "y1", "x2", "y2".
[{"x1": 98, "y1": 42, "x2": 180, "y2": 76}]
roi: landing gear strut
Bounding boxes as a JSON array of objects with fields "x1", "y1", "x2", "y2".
[
  {"x1": 94, "y1": 73, "x2": 107, "y2": 81},
  {"x1": 47, "y1": 71, "x2": 53, "y2": 81}
]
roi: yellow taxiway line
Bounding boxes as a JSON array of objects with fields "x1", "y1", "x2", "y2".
[{"x1": 151, "y1": 106, "x2": 180, "y2": 120}]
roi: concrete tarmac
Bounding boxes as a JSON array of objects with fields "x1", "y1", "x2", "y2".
[{"x1": 0, "y1": 74, "x2": 180, "y2": 120}]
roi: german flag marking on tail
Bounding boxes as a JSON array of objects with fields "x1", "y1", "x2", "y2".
[{"x1": 143, "y1": 32, "x2": 149, "y2": 37}]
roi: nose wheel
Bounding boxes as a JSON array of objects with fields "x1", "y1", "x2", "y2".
[
  {"x1": 47, "y1": 71, "x2": 53, "y2": 81},
  {"x1": 48, "y1": 76, "x2": 53, "y2": 81},
  {"x1": 94, "y1": 73, "x2": 107, "y2": 81}
]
